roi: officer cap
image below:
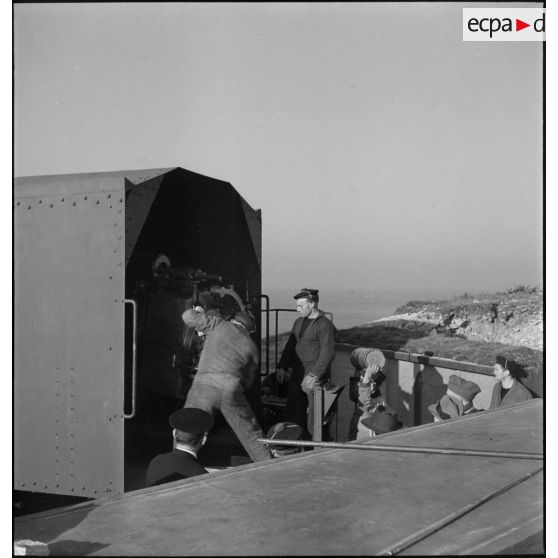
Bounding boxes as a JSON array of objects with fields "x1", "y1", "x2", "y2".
[{"x1": 169, "y1": 408, "x2": 214, "y2": 434}]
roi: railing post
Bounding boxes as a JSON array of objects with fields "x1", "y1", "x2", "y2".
[
  {"x1": 259, "y1": 294, "x2": 270, "y2": 376},
  {"x1": 412, "y1": 362, "x2": 423, "y2": 426},
  {"x1": 313, "y1": 385, "x2": 324, "y2": 441},
  {"x1": 274, "y1": 310, "x2": 279, "y2": 373}
]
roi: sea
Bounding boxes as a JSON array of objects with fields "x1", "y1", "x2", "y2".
[{"x1": 261, "y1": 287, "x2": 459, "y2": 335}]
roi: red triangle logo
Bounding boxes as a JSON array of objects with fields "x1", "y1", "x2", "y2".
[{"x1": 516, "y1": 19, "x2": 530, "y2": 31}]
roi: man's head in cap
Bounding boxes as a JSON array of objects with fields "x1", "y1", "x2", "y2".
[
  {"x1": 428, "y1": 395, "x2": 461, "y2": 422},
  {"x1": 266, "y1": 422, "x2": 303, "y2": 457},
  {"x1": 232, "y1": 311, "x2": 256, "y2": 333},
  {"x1": 293, "y1": 288, "x2": 320, "y2": 318},
  {"x1": 361, "y1": 405, "x2": 403, "y2": 436},
  {"x1": 169, "y1": 408, "x2": 214, "y2": 453},
  {"x1": 447, "y1": 375, "x2": 481, "y2": 403},
  {"x1": 428, "y1": 375, "x2": 481, "y2": 422}
]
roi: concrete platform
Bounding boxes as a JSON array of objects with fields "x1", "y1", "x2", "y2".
[{"x1": 14, "y1": 400, "x2": 543, "y2": 555}]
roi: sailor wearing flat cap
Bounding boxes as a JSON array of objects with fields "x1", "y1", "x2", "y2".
[
  {"x1": 428, "y1": 375, "x2": 482, "y2": 422},
  {"x1": 145, "y1": 408, "x2": 213, "y2": 487},
  {"x1": 276, "y1": 288, "x2": 336, "y2": 439}
]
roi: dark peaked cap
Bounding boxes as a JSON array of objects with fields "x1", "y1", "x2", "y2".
[{"x1": 169, "y1": 408, "x2": 214, "y2": 434}]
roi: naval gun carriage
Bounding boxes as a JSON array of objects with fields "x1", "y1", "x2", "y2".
[{"x1": 14, "y1": 167, "x2": 262, "y2": 501}]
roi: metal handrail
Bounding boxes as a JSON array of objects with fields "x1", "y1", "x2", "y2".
[
  {"x1": 257, "y1": 438, "x2": 543, "y2": 460},
  {"x1": 124, "y1": 298, "x2": 138, "y2": 419},
  {"x1": 258, "y1": 306, "x2": 296, "y2": 377},
  {"x1": 259, "y1": 294, "x2": 270, "y2": 376}
]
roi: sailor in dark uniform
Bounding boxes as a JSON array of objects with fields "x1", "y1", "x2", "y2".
[
  {"x1": 145, "y1": 408, "x2": 214, "y2": 487},
  {"x1": 276, "y1": 288, "x2": 336, "y2": 439}
]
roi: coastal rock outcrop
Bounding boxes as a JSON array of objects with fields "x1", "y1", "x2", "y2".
[
  {"x1": 332, "y1": 286, "x2": 543, "y2": 396},
  {"x1": 381, "y1": 286, "x2": 543, "y2": 352}
]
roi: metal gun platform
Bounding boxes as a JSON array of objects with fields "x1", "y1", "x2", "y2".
[{"x1": 14, "y1": 399, "x2": 543, "y2": 555}]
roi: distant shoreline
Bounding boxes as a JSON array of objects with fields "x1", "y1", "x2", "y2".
[{"x1": 262, "y1": 287, "x2": 461, "y2": 334}]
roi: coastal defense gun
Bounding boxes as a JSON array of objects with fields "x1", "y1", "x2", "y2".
[
  {"x1": 14, "y1": 167, "x2": 262, "y2": 500},
  {"x1": 129, "y1": 259, "x2": 254, "y2": 401}
]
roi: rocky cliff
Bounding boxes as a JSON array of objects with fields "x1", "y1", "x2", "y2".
[{"x1": 384, "y1": 286, "x2": 543, "y2": 351}]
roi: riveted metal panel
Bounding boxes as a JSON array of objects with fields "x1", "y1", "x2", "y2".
[{"x1": 14, "y1": 184, "x2": 125, "y2": 498}]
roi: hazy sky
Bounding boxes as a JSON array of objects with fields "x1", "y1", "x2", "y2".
[{"x1": 14, "y1": 2, "x2": 543, "y2": 293}]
